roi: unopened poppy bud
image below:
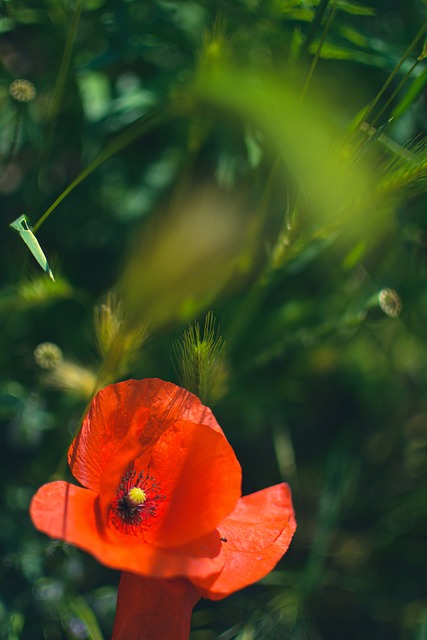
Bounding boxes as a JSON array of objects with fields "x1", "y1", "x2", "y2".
[
  {"x1": 34, "y1": 342, "x2": 63, "y2": 369},
  {"x1": 378, "y1": 288, "x2": 402, "y2": 318},
  {"x1": 9, "y1": 79, "x2": 36, "y2": 103}
]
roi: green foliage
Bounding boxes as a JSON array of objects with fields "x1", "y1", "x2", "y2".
[
  {"x1": 0, "y1": 276, "x2": 72, "y2": 315},
  {"x1": 2, "y1": 1, "x2": 427, "y2": 639}
]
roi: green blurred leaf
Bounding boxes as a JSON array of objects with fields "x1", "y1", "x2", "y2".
[
  {"x1": 336, "y1": 0, "x2": 375, "y2": 16},
  {"x1": 0, "y1": 17, "x2": 14, "y2": 32},
  {"x1": 0, "y1": 276, "x2": 72, "y2": 316},
  {"x1": 311, "y1": 39, "x2": 385, "y2": 64}
]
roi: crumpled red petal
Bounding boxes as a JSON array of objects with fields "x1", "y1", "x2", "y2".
[
  {"x1": 68, "y1": 379, "x2": 223, "y2": 492},
  {"x1": 30, "y1": 481, "x2": 224, "y2": 581},
  {"x1": 111, "y1": 573, "x2": 200, "y2": 640},
  {"x1": 193, "y1": 483, "x2": 296, "y2": 599},
  {"x1": 135, "y1": 419, "x2": 241, "y2": 547},
  {"x1": 94, "y1": 415, "x2": 241, "y2": 547}
]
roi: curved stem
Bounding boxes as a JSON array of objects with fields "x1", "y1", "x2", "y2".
[
  {"x1": 351, "y1": 20, "x2": 427, "y2": 137},
  {"x1": 370, "y1": 58, "x2": 419, "y2": 128},
  {"x1": 35, "y1": 0, "x2": 83, "y2": 181},
  {"x1": 300, "y1": 1, "x2": 337, "y2": 104},
  {"x1": 304, "y1": 0, "x2": 331, "y2": 54},
  {"x1": 0, "y1": 107, "x2": 22, "y2": 173},
  {"x1": 33, "y1": 105, "x2": 167, "y2": 232}
]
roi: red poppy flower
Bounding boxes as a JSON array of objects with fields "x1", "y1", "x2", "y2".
[{"x1": 30, "y1": 379, "x2": 296, "y2": 639}]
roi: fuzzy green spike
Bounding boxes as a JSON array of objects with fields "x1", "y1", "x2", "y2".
[
  {"x1": 174, "y1": 311, "x2": 229, "y2": 405},
  {"x1": 92, "y1": 292, "x2": 150, "y2": 388}
]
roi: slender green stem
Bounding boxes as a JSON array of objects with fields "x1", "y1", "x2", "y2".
[
  {"x1": 351, "y1": 21, "x2": 427, "y2": 136},
  {"x1": 300, "y1": 1, "x2": 337, "y2": 104},
  {"x1": 48, "y1": 1, "x2": 83, "y2": 124},
  {"x1": 370, "y1": 58, "x2": 419, "y2": 128},
  {"x1": 66, "y1": 596, "x2": 105, "y2": 640},
  {"x1": 304, "y1": 0, "x2": 332, "y2": 53},
  {"x1": 1, "y1": 0, "x2": 14, "y2": 19},
  {"x1": 257, "y1": 155, "x2": 281, "y2": 224},
  {"x1": 33, "y1": 105, "x2": 167, "y2": 232},
  {"x1": 0, "y1": 107, "x2": 22, "y2": 173},
  {"x1": 30, "y1": 1, "x2": 84, "y2": 214},
  {"x1": 301, "y1": 443, "x2": 356, "y2": 595},
  {"x1": 52, "y1": 392, "x2": 93, "y2": 481},
  {"x1": 39, "y1": 0, "x2": 83, "y2": 168},
  {"x1": 225, "y1": 157, "x2": 282, "y2": 350}
]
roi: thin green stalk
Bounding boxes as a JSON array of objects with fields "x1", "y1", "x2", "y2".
[
  {"x1": 304, "y1": 0, "x2": 332, "y2": 53},
  {"x1": 31, "y1": 1, "x2": 84, "y2": 212},
  {"x1": 167, "y1": 116, "x2": 207, "y2": 211},
  {"x1": 257, "y1": 155, "x2": 281, "y2": 224},
  {"x1": 370, "y1": 58, "x2": 419, "y2": 128},
  {"x1": 225, "y1": 256, "x2": 276, "y2": 352},
  {"x1": 300, "y1": 444, "x2": 356, "y2": 596},
  {"x1": 351, "y1": 20, "x2": 427, "y2": 136},
  {"x1": 0, "y1": 108, "x2": 22, "y2": 173},
  {"x1": 224, "y1": 158, "x2": 282, "y2": 350},
  {"x1": 52, "y1": 389, "x2": 96, "y2": 482},
  {"x1": 300, "y1": 1, "x2": 337, "y2": 104},
  {"x1": 1, "y1": 0, "x2": 14, "y2": 19},
  {"x1": 66, "y1": 596, "x2": 104, "y2": 640},
  {"x1": 33, "y1": 105, "x2": 167, "y2": 232},
  {"x1": 44, "y1": 0, "x2": 83, "y2": 156}
]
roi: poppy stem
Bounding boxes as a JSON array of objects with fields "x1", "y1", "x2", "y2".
[{"x1": 111, "y1": 573, "x2": 201, "y2": 640}]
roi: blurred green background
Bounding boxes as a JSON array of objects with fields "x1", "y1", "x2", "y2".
[{"x1": 2, "y1": 1, "x2": 427, "y2": 638}]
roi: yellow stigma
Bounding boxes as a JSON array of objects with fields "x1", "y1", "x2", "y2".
[{"x1": 127, "y1": 487, "x2": 147, "y2": 505}]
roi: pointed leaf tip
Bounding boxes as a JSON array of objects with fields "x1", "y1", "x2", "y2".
[{"x1": 9, "y1": 214, "x2": 55, "y2": 281}]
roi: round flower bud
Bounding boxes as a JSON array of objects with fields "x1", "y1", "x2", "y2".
[
  {"x1": 9, "y1": 79, "x2": 36, "y2": 103},
  {"x1": 378, "y1": 288, "x2": 402, "y2": 318},
  {"x1": 34, "y1": 342, "x2": 63, "y2": 369}
]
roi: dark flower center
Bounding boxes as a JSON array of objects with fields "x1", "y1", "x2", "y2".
[{"x1": 110, "y1": 469, "x2": 165, "y2": 536}]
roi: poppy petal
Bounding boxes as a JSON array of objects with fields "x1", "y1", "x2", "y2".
[
  {"x1": 97, "y1": 418, "x2": 241, "y2": 547},
  {"x1": 193, "y1": 483, "x2": 296, "y2": 599},
  {"x1": 97, "y1": 415, "x2": 152, "y2": 528},
  {"x1": 112, "y1": 573, "x2": 200, "y2": 640},
  {"x1": 30, "y1": 481, "x2": 224, "y2": 581},
  {"x1": 68, "y1": 379, "x2": 223, "y2": 492},
  {"x1": 135, "y1": 420, "x2": 242, "y2": 547}
]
